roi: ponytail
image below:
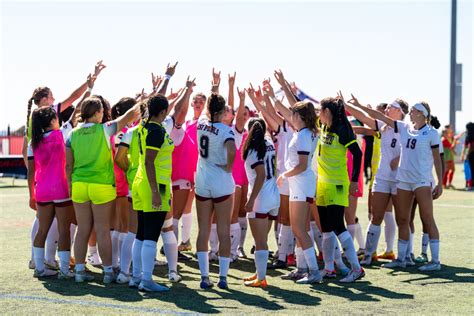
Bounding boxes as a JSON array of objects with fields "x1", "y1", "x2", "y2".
[
  {"x1": 26, "y1": 87, "x2": 50, "y2": 135},
  {"x1": 207, "y1": 93, "x2": 226, "y2": 125},
  {"x1": 26, "y1": 98, "x2": 33, "y2": 136},
  {"x1": 31, "y1": 107, "x2": 57, "y2": 149},
  {"x1": 243, "y1": 118, "x2": 267, "y2": 160}
]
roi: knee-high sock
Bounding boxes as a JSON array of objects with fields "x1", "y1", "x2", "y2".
[
  {"x1": 303, "y1": 247, "x2": 319, "y2": 272},
  {"x1": 396, "y1": 239, "x2": 408, "y2": 261},
  {"x1": 338, "y1": 231, "x2": 361, "y2": 271},
  {"x1": 219, "y1": 256, "x2": 230, "y2": 277},
  {"x1": 173, "y1": 218, "x2": 179, "y2": 242},
  {"x1": 365, "y1": 223, "x2": 381, "y2": 256},
  {"x1": 162, "y1": 231, "x2": 178, "y2": 273},
  {"x1": 45, "y1": 218, "x2": 59, "y2": 263},
  {"x1": 383, "y1": 212, "x2": 396, "y2": 252},
  {"x1": 118, "y1": 232, "x2": 126, "y2": 259},
  {"x1": 407, "y1": 231, "x2": 414, "y2": 258},
  {"x1": 277, "y1": 225, "x2": 291, "y2": 261},
  {"x1": 141, "y1": 240, "x2": 157, "y2": 281},
  {"x1": 334, "y1": 241, "x2": 348, "y2": 270},
  {"x1": 310, "y1": 221, "x2": 323, "y2": 254},
  {"x1": 254, "y1": 250, "x2": 269, "y2": 281},
  {"x1": 120, "y1": 232, "x2": 136, "y2": 274},
  {"x1": 132, "y1": 239, "x2": 143, "y2": 278},
  {"x1": 295, "y1": 247, "x2": 308, "y2": 270},
  {"x1": 58, "y1": 250, "x2": 70, "y2": 274},
  {"x1": 111, "y1": 230, "x2": 120, "y2": 268},
  {"x1": 33, "y1": 247, "x2": 45, "y2": 271},
  {"x1": 347, "y1": 224, "x2": 357, "y2": 240},
  {"x1": 210, "y1": 224, "x2": 218, "y2": 254},
  {"x1": 322, "y1": 233, "x2": 336, "y2": 271},
  {"x1": 230, "y1": 223, "x2": 241, "y2": 258},
  {"x1": 31, "y1": 217, "x2": 39, "y2": 261},
  {"x1": 429, "y1": 239, "x2": 440, "y2": 262},
  {"x1": 181, "y1": 213, "x2": 192, "y2": 243},
  {"x1": 354, "y1": 223, "x2": 365, "y2": 250},
  {"x1": 238, "y1": 217, "x2": 248, "y2": 248},
  {"x1": 197, "y1": 251, "x2": 209, "y2": 277},
  {"x1": 421, "y1": 233, "x2": 429, "y2": 254}
]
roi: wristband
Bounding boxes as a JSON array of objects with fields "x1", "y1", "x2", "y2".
[
  {"x1": 164, "y1": 74, "x2": 172, "y2": 80},
  {"x1": 87, "y1": 87, "x2": 93, "y2": 93}
]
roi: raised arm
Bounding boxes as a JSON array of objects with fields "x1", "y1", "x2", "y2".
[
  {"x1": 343, "y1": 97, "x2": 377, "y2": 130},
  {"x1": 234, "y1": 87, "x2": 247, "y2": 132},
  {"x1": 264, "y1": 81, "x2": 292, "y2": 122},
  {"x1": 157, "y1": 62, "x2": 178, "y2": 95},
  {"x1": 352, "y1": 126, "x2": 377, "y2": 136},
  {"x1": 346, "y1": 93, "x2": 395, "y2": 129},
  {"x1": 228, "y1": 72, "x2": 236, "y2": 109},
  {"x1": 274, "y1": 70, "x2": 297, "y2": 107},
  {"x1": 171, "y1": 77, "x2": 196, "y2": 126},
  {"x1": 211, "y1": 67, "x2": 221, "y2": 94},
  {"x1": 247, "y1": 85, "x2": 279, "y2": 132}
]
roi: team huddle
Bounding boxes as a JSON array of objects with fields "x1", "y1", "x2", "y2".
[{"x1": 24, "y1": 61, "x2": 445, "y2": 292}]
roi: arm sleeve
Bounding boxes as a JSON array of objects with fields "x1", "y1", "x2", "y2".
[
  {"x1": 247, "y1": 150, "x2": 264, "y2": 169},
  {"x1": 170, "y1": 127, "x2": 185, "y2": 146},
  {"x1": 347, "y1": 142, "x2": 362, "y2": 182},
  {"x1": 146, "y1": 128, "x2": 165, "y2": 151},
  {"x1": 296, "y1": 132, "x2": 312, "y2": 155},
  {"x1": 119, "y1": 129, "x2": 133, "y2": 147},
  {"x1": 224, "y1": 128, "x2": 235, "y2": 145},
  {"x1": 337, "y1": 126, "x2": 357, "y2": 148},
  {"x1": 162, "y1": 116, "x2": 174, "y2": 135},
  {"x1": 431, "y1": 131, "x2": 440, "y2": 148},
  {"x1": 103, "y1": 121, "x2": 118, "y2": 137}
]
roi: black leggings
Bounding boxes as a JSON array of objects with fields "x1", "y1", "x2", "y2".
[
  {"x1": 136, "y1": 210, "x2": 167, "y2": 242},
  {"x1": 317, "y1": 204, "x2": 347, "y2": 236}
]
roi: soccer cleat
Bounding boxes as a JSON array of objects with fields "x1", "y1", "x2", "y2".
[
  {"x1": 296, "y1": 271, "x2": 323, "y2": 284},
  {"x1": 244, "y1": 278, "x2": 268, "y2": 288},
  {"x1": 243, "y1": 274, "x2": 257, "y2": 282},
  {"x1": 200, "y1": 276, "x2": 214, "y2": 289},
  {"x1": 360, "y1": 252, "x2": 378, "y2": 266},
  {"x1": 217, "y1": 276, "x2": 228, "y2": 289},
  {"x1": 116, "y1": 271, "x2": 131, "y2": 284},
  {"x1": 267, "y1": 259, "x2": 287, "y2": 270},
  {"x1": 356, "y1": 249, "x2": 365, "y2": 256},
  {"x1": 138, "y1": 279, "x2": 169, "y2": 292},
  {"x1": 281, "y1": 268, "x2": 307, "y2": 281},
  {"x1": 319, "y1": 269, "x2": 337, "y2": 279},
  {"x1": 75, "y1": 270, "x2": 95, "y2": 282},
  {"x1": 87, "y1": 253, "x2": 102, "y2": 266},
  {"x1": 103, "y1": 271, "x2": 116, "y2": 284},
  {"x1": 383, "y1": 259, "x2": 406, "y2": 269},
  {"x1": 238, "y1": 247, "x2": 247, "y2": 259},
  {"x1": 168, "y1": 270, "x2": 182, "y2": 283},
  {"x1": 340, "y1": 268, "x2": 365, "y2": 283},
  {"x1": 154, "y1": 258, "x2": 167, "y2": 266},
  {"x1": 418, "y1": 261, "x2": 441, "y2": 271},
  {"x1": 414, "y1": 253, "x2": 429, "y2": 264},
  {"x1": 377, "y1": 250, "x2": 396, "y2": 260},
  {"x1": 44, "y1": 260, "x2": 59, "y2": 270},
  {"x1": 178, "y1": 240, "x2": 192, "y2": 252},
  {"x1": 28, "y1": 260, "x2": 36, "y2": 270},
  {"x1": 405, "y1": 256, "x2": 416, "y2": 267},
  {"x1": 209, "y1": 251, "x2": 218, "y2": 262},
  {"x1": 230, "y1": 254, "x2": 239, "y2": 263},
  {"x1": 34, "y1": 268, "x2": 58, "y2": 278},
  {"x1": 58, "y1": 270, "x2": 74, "y2": 280},
  {"x1": 287, "y1": 253, "x2": 296, "y2": 266},
  {"x1": 128, "y1": 276, "x2": 141, "y2": 288},
  {"x1": 178, "y1": 251, "x2": 192, "y2": 261}
]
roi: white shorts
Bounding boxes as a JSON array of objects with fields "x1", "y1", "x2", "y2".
[
  {"x1": 278, "y1": 177, "x2": 290, "y2": 196},
  {"x1": 288, "y1": 175, "x2": 316, "y2": 203},
  {"x1": 397, "y1": 180, "x2": 432, "y2": 192},
  {"x1": 195, "y1": 169, "x2": 235, "y2": 199},
  {"x1": 172, "y1": 179, "x2": 192, "y2": 190},
  {"x1": 247, "y1": 208, "x2": 279, "y2": 219},
  {"x1": 372, "y1": 178, "x2": 398, "y2": 195}
]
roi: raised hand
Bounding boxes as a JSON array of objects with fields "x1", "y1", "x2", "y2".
[
  {"x1": 336, "y1": 90, "x2": 347, "y2": 105},
  {"x1": 262, "y1": 82, "x2": 276, "y2": 99},
  {"x1": 167, "y1": 88, "x2": 184, "y2": 101},
  {"x1": 94, "y1": 60, "x2": 106, "y2": 76},
  {"x1": 228, "y1": 71, "x2": 236, "y2": 86},
  {"x1": 212, "y1": 67, "x2": 221, "y2": 86},
  {"x1": 86, "y1": 73, "x2": 97, "y2": 89},
  {"x1": 262, "y1": 77, "x2": 271, "y2": 87},
  {"x1": 347, "y1": 93, "x2": 362, "y2": 107},
  {"x1": 255, "y1": 85, "x2": 264, "y2": 104},
  {"x1": 237, "y1": 87, "x2": 246, "y2": 102},
  {"x1": 165, "y1": 62, "x2": 179, "y2": 77},
  {"x1": 290, "y1": 81, "x2": 298, "y2": 94},
  {"x1": 274, "y1": 69, "x2": 286, "y2": 87},
  {"x1": 151, "y1": 72, "x2": 163, "y2": 90},
  {"x1": 186, "y1": 76, "x2": 197, "y2": 89}
]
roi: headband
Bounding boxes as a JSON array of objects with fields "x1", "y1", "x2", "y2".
[{"x1": 412, "y1": 103, "x2": 429, "y2": 117}]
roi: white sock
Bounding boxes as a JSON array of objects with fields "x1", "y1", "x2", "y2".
[
  {"x1": 173, "y1": 218, "x2": 179, "y2": 241},
  {"x1": 295, "y1": 247, "x2": 308, "y2": 270},
  {"x1": 365, "y1": 223, "x2": 381, "y2": 256},
  {"x1": 384, "y1": 212, "x2": 396, "y2": 252},
  {"x1": 338, "y1": 231, "x2": 361, "y2": 271},
  {"x1": 103, "y1": 265, "x2": 113, "y2": 273},
  {"x1": 31, "y1": 218, "x2": 39, "y2": 261},
  {"x1": 162, "y1": 231, "x2": 178, "y2": 273},
  {"x1": 75, "y1": 263, "x2": 85, "y2": 273},
  {"x1": 354, "y1": 223, "x2": 365, "y2": 250},
  {"x1": 310, "y1": 221, "x2": 323, "y2": 254},
  {"x1": 197, "y1": 251, "x2": 209, "y2": 277},
  {"x1": 58, "y1": 251, "x2": 70, "y2": 274},
  {"x1": 303, "y1": 247, "x2": 319, "y2": 272},
  {"x1": 219, "y1": 256, "x2": 230, "y2": 277},
  {"x1": 181, "y1": 213, "x2": 192, "y2": 243},
  {"x1": 334, "y1": 242, "x2": 348, "y2": 270},
  {"x1": 254, "y1": 250, "x2": 268, "y2": 281},
  {"x1": 111, "y1": 231, "x2": 120, "y2": 268},
  {"x1": 120, "y1": 232, "x2": 135, "y2": 275},
  {"x1": 33, "y1": 247, "x2": 45, "y2": 271},
  {"x1": 278, "y1": 225, "x2": 291, "y2": 261},
  {"x1": 45, "y1": 218, "x2": 59, "y2": 263},
  {"x1": 141, "y1": 240, "x2": 157, "y2": 281},
  {"x1": 397, "y1": 239, "x2": 408, "y2": 261},
  {"x1": 89, "y1": 245, "x2": 98, "y2": 256},
  {"x1": 118, "y1": 233, "x2": 126, "y2": 258},
  {"x1": 322, "y1": 233, "x2": 336, "y2": 271},
  {"x1": 70, "y1": 224, "x2": 77, "y2": 247},
  {"x1": 132, "y1": 239, "x2": 143, "y2": 278},
  {"x1": 347, "y1": 224, "x2": 357, "y2": 241},
  {"x1": 230, "y1": 223, "x2": 241, "y2": 258},
  {"x1": 238, "y1": 217, "x2": 248, "y2": 248},
  {"x1": 407, "y1": 232, "x2": 414, "y2": 258},
  {"x1": 429, "y1": 239, "x2": 440, "y2": 263},
  {"x1": 421, "y1": 233, "x2": 429, "y2": 254},
  {"x1": 210, "y1": 224, "x2": 218, "y2": 254}
]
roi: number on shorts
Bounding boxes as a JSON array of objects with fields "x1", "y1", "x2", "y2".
[
  {"x1": 406, "y1": 138, "x2": 417, "y2": 149},
  {"x1": 200, "y1": 135, "x2": 209, "y2": 158},
  {"x1": 390, "y1": 138, "x2": 397, "y2": 148},
  {"x1": 265, "y1": 155, "x2": 276, "y2": 180}
]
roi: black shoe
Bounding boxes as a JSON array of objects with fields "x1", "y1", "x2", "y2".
[
  {"x1": 178, "y1": 251, "x2": 192, "y2": 261},
  {"x1": 250, "y1": 245, "x2": 256, "y2": 255},
  {"x1": 267, "y1": 259, "x2": 287, "y2": 270}
]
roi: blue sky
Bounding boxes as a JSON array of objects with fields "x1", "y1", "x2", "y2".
[{"x1": 1, "y1": 0, "x2": 472, "y2": 131}]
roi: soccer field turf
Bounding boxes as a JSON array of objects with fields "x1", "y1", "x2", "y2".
[{"x1": 0, "y1": 166, "x2": 473, "y2": 315}]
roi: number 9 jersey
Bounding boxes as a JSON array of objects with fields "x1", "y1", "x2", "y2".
[{"x1": 195, "y1": 117, "x2": 236, "y2": 199}]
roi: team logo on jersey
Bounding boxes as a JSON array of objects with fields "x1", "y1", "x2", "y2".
[
  {"x1": 423, "y1": 131, "x2": 427, "y2": 135},
  {"x1": 197, "y1": 123, "x2": 220, "y2": 135},
  {"x1": 321, "y1": 132, "x2": 335, "y2": 145}
]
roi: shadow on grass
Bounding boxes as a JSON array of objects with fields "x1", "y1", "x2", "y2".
[{"x1": 399, "y1": 264, "x2": 474, "y2": 285}]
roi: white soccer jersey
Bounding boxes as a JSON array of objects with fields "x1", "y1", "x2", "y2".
[
  {"x1": 232, "y1": 125, "x2": 244, "y2": 149},
  {"x1": 163, "y1": 116, "x2": 184, "y2": 146},
  {"x1": 120, "y1": 125, "x2": 137, "y2": 146},
  {"x1": 274, "y1": 120, "x2": 294, "y2": 175},
  {"x1": 396, "y1": 121, "x2": 440, "y2": 183},
  {"x1": 244, "y1": 138, "x2": 280, "y2": 212},
  {"x1": 374, "y1": 119, "x2": 401, "y2": 182},
  {"x1": 285, "y1": 127, "x2": 318, "y2": 179}
]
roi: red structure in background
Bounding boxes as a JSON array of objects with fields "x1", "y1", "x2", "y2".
[
  {"x1": 0, "y1": 126, "x2": 27, "y2": 179},
  {"x1": 0, "y1": 135, "x2": 24, "y2": 155}
]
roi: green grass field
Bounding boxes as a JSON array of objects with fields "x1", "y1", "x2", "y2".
[{"x1": 1, "y1": 166, "x2": 473, "y2": 315}]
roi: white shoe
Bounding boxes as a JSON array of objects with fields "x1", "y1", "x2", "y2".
[
  {"x1": 383, "y1": 259, "x2": 406, "y2": 269},
  {"x1": 340, "y1": 268, "x2": 365, "y2": 283},
  {"x1": 138, "y1": 279, "x2": 169, "y2": 292},
  {"x1": 116, "y1": 271, "x2": 131, "y2": 284},
  {"x1": 168, "y1": 270, "x2": 182, "y2": 283},
  {"x1": 209, "y1": 251, "x2": 218, "y2": 262},
  {"x1": 360, "y1": 254, "x2": 373, "y2": 266},
  {"x1": 87, "y1": 253, "x2": 102, "y2": 266},
  {"x1": 75, "y1": 270, "x2": 94, "y2": 282},
  {"x1": 29, "y1": 260, "x2": 36, "y2": 270},
  {"x1": 154, "y1": 258, "x2": 167, "y2": 266},
  {"x1": 34, "y1": 268, "x2": 58, "y2": 277},
  {"x1": 295, "y1": 271, "x2": 323, "y2": 284},
  {"x1": 58, "y1": 270, "x2": 74, "y2": 280},
  {"x1": 128, "y1": 276, "x2": 141, "y2": 288},
  {"x1": 418, "y1": 261, "x2": 441, "y2": 271}
]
